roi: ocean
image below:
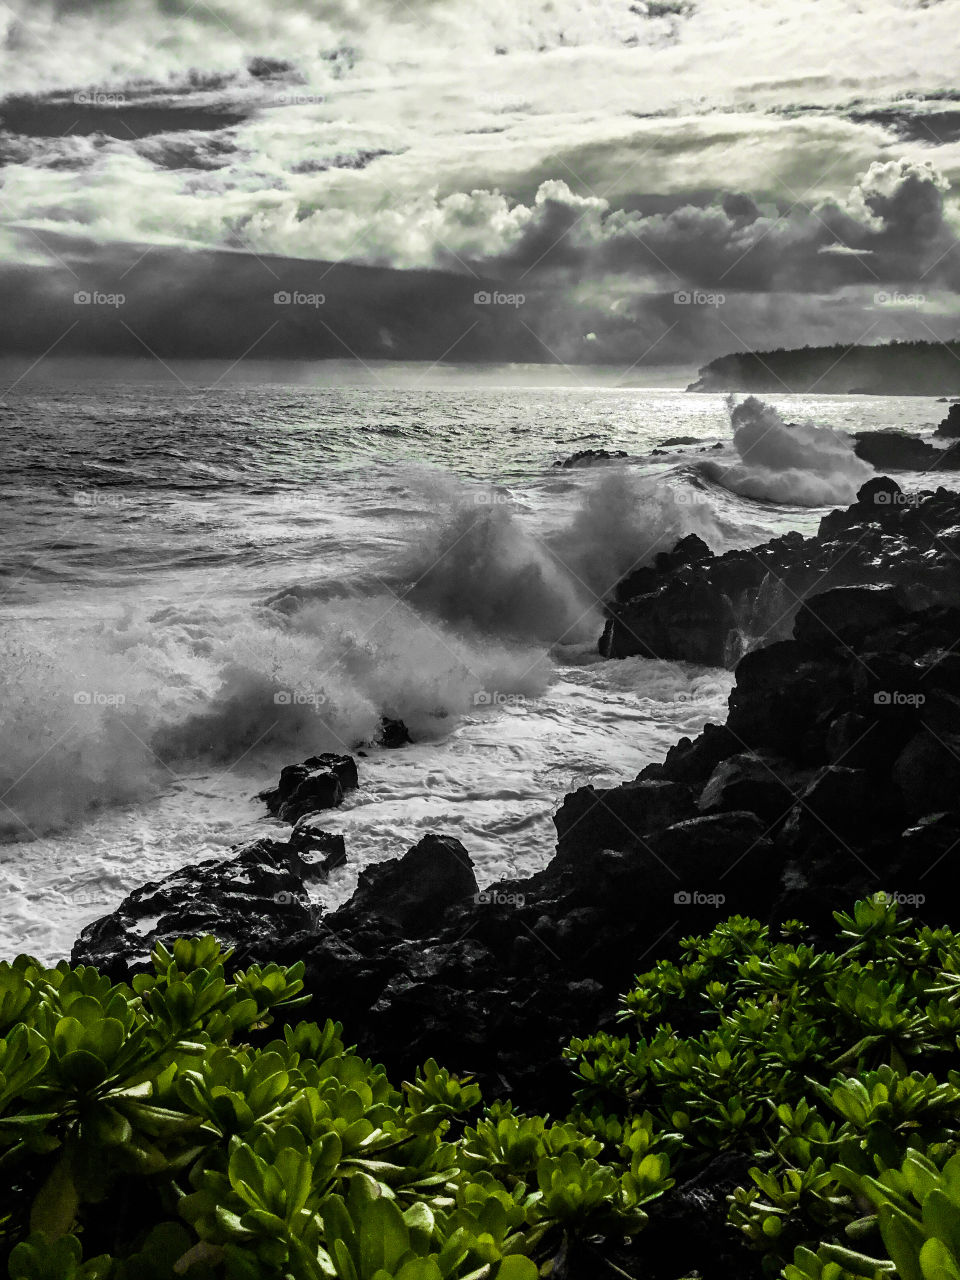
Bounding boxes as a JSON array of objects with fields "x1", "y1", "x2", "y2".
[{"x1": 0, "y1": 381, "x2": 952, "y2": 961}]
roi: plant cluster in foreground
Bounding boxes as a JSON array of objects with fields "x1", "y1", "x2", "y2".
[{"x1": 2, "y1": 899, "x2": 960, "y2": 1278}]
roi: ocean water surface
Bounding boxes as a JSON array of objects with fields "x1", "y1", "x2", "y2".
[{"x1": 0, "y1": 381, "x2": 953, "y2": 959}]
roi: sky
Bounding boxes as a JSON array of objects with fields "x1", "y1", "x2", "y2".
[{"x1": 1, "y1": 0, "x2": 959, "y2": 373}]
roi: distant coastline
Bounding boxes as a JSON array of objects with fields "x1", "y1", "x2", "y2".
[{"x1": 687, "y1": 338, "x2": 960, "y2": 395}]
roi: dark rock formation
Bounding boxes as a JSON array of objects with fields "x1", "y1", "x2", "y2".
[
  {"x1": 74, "y1": 587, "x2": 960, "y2": 1126},
  {"x1": 600, "y1": 480, "x2": 960, "y2": 665},
  {"x1": 71, "y1": 833, "x2": 322, "y2": 972},
  {"x1": 378, "y1": 717, "x2": 413, "y2": 748},
  {"x1": 935, "y1": 403, "x2": 960, "y2": 439},
  {"x1": 552, "y1": 448, "x2": 627, "y2": 467},
  {"x1": 260, "y1": 753, "x2": 358, "y2": 823},
  {"x1": 854, "y1": 431, "x2": 960, "y2": 471},
  {"x1": 332, "y1": 834, "x2": 479, "y2": 937}
]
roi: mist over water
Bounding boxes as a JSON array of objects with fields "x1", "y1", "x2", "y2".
[{"x1": 0, "y1": 383, "x2": 952, "y2": 957}]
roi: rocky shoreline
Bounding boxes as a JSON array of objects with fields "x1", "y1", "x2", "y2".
[{"x1": 73, "y1": 472, "x2": 960, "y2": 1115}]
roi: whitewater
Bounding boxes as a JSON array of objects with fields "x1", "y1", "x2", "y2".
[{"x1": 0, "y1": 382, "x2": 952, "y2": 960}]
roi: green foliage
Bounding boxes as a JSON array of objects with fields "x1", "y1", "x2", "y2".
[
  {"x1": 0, "y1": 938, "x2": 652, "y2": 1279},
  {"x1": 6, "y1": 897, "x2": 960, "y2": 1279}
]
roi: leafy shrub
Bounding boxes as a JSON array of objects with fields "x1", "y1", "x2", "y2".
[
  {"x1": 0, "y1": 938, "x2": 665, "y2": 1278},
  {"x1": 6, "y1": 896, "x2": 960, "y2": 1279},
  {"x1": 564, "y1": 896, "x2": 960, "y2": 1278}
]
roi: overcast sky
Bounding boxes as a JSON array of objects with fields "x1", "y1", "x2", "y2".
[{"x1": 1, "y1": 0, "x2": 959, "y2": 370}]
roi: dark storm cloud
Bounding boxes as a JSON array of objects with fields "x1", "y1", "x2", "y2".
[
  {"x1": 0, "y1": 232, "x2": 548, "y2": 364},
  {"x1": 0, "y1": 94, "x2": 248, "y2": 140}
]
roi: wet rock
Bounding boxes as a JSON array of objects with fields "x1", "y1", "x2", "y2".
[
  {"x1": 287, "y1": 827, "x2": 348, "y2": 878},
  {"x1": 552, "y1": 447, "x2": 627, "y2": 468},
  {"x1": 935, "y1": 403, "x2": 960, "y2": 438},
  {"x1": 853, "y1": 431, "x2": 953, "y2": 471},
  {"x1": 260, "y1": 753, "x2": 358, "y2": 823},
  {"x1": 602, "y1": 487, "x2": 960, "y2": 666},
  {"x1": 334, "y1": 834, "x2": 479, "y2": 937},
  {"x1": 697, "y1": 753, "x2": 802, "y2": 824},
  {"x1": 893, "y1": 732, "x2": 960, "y2": 813},
  {"x1": 378, "y1": 717, "x2": 413, "y2": 748},
  {"x1": 72, "y1": 836, "x2": 316, "y2": 975},
  {"x1": 793, "y1": 585, "x2": 907, "y2": 650},
  {"x1": 554, "y1": 779, "x2": 694, "y2": 858}
]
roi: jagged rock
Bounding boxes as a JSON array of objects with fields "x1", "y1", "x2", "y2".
[
  {"x1": 697, "y1": 753, "x2": 803, "y2": 823},
  {"x1": 793, "y1": 584, "x2": 907, "y2": 649},
  {"x1": 71, "y1": 837, "x2": 316, "y2": 973},
  {"x1": 378, "y1": 717, "x2": 412, "y2": 748},
  {"x1": 554, "y1": 779, "x2": 694, "y2": 858},
  {"x1": 260, "y1": 753, "x2": 358, "y2": 823},
  {"x1": 853, "y1": 431, "x2": 953, "y2": 471},
  {"x1": 935, "y1": 404, "x2": 960, "y2": 438},
  {"x1": 286, "y1": 827, "x2": 348, "y2": 878},
  {"x1": 893, "y1": 732, "x2": 960, "y2": 813},
  {"x1": 552, "y1": 448, "x2": 627, "y2": 467},
  {"x1": 602, "y1": 488, "x2": 960, "y2": 666},
  {"x1": 334, "y1": 834, "x2": 479, "y2": 937}
]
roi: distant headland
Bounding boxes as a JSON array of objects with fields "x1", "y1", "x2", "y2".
[{"x1": 687, "y1": 338, "x2": 960, "y2": 395}]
